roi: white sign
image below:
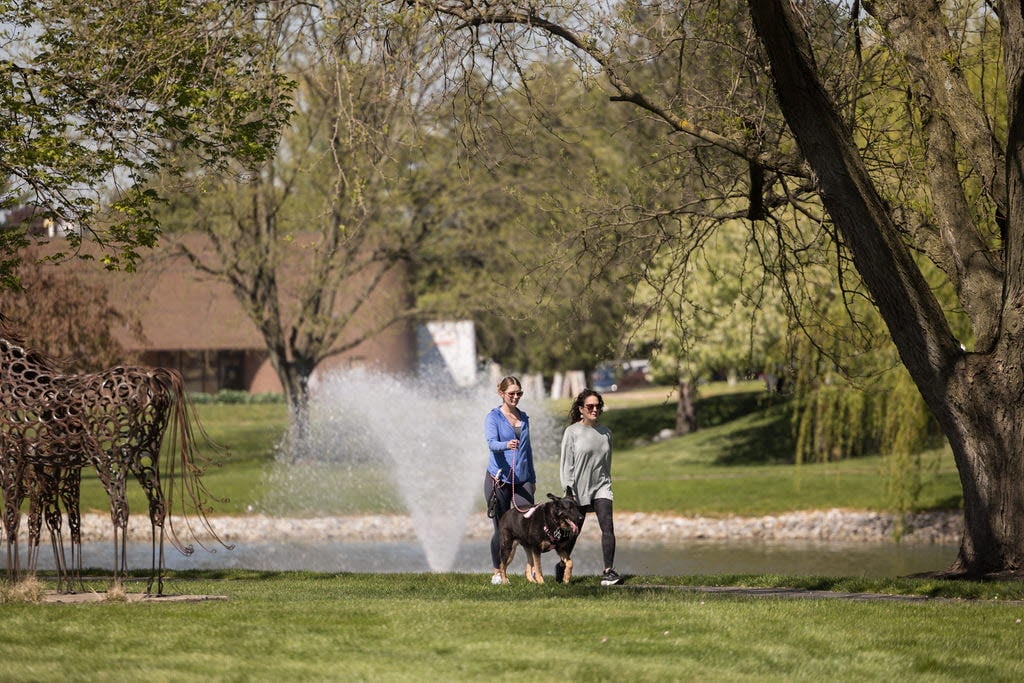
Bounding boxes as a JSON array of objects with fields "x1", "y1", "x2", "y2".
[{"x1": 417, "y1": 320, "x2": 477, "y2": 387}]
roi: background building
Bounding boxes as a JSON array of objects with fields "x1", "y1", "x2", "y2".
[{"x1": 25, "y1": 232, "x2": 417, "y2": 394}]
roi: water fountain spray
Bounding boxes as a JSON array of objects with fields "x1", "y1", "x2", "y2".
[{"x1": 262, "y1": 367, "x2": 556, "y2": 571}]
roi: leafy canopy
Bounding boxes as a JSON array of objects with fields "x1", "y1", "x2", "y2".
[{"x1": 0, "y1": 0, "x2": 291, "y2": 285}]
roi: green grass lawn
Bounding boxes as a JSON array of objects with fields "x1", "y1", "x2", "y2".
[
  {"x1": 3, "y1": 385, "x2": 1013, "y2": 682},
  {"x1": 590, "y1": 384, "x2": 961, "y2": 515},
  {"x1": 77, "y1": 403, "x2": 286, "y2": 514},
  {"x1": 3, "y1": 572, "x2": 1023, "y2": 682}
]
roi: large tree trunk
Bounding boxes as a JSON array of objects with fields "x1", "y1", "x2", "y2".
[
  {"x1": 942, "y1": 353, "x2": 1024, "y2": 575},
  {"x1": 748, "y1": 0, "x2": 1024, "y2": 575}
]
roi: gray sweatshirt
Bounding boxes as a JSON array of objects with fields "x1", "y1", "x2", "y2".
[{"x1": 559, "y1": 421, "x2": 614, "y2": 506}]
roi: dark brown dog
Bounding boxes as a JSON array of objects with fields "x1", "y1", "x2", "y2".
[{"x1": 497, "y1": 487, "x2": 584, "y2": 584}]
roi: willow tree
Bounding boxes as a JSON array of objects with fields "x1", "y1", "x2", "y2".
[
  {"x1": 407, "y1": 0, "x2": 1024, "y2": 577},
  {"x1": 0, "y1": 1, "x2": 289, "y2": 286}
]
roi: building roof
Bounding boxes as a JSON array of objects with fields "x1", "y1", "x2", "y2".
[{"x1": 31, "y1": 232, "x2": 413, "y2": 361}]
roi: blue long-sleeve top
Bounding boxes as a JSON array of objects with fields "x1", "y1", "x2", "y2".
[{"x1": 485, "y1": 406, "x2": 536, "y2": 485}]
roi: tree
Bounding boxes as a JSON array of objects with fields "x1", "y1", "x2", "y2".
[
  {"x1": 637, "y1": 219, "x2": 791, "y2": 433},
  {"x1": 413, "y1": 58, "x2": 649, "y2": 377},
  {"x1": 0, "y1": 0, "x2": 290, "y2": 286},
  {"x1": 747, "y1": 0, "x2": 1022, "y2": 576},
  {"x1": 163, "y1": 1, "x2": 501, "y2": 454},
  {"x1": 408, "y1": 0, "x2": 1024, "y2": 576}
]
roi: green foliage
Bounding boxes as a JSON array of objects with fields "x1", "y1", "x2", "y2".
[
  {"x1": 414, "y1": 59, "x2": 650, "y2": 373},
  {"x1": 792, "y1": 368, "x2": 949, "y2": 516},
  {"x1": 788, "y1": 259, "x2": 952, "y2": 514},
  {"x1": 793, "y1": 379, "x2": 872, "y2": 463},
  {"x1": 0, "y1": 1, "x2": 290, "y2": 278},
  {"x1": 636, "y1": 214, "x2": 791, "y2": 386}
]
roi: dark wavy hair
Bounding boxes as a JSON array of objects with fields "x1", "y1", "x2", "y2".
[{"x1": 569, "y1": 388, "x2": 604, "y2": 423}]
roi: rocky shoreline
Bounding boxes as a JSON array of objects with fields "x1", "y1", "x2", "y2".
[{"x1": 62, "y1": 508, "x2": 962, "y2": 546}]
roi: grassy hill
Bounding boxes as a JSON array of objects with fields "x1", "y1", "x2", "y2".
[
  {"x1": 545, "y1": 382, "x2": 962, "y2": 517},
  {"x1": 74, "y1": 382, "x2": 962, "y2": 517}
]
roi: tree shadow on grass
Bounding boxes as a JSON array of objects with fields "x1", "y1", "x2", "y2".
[
  {"x1": 711, "y1": 403, "x2": 796, "y2": 466},
  {"x1": 605, "y1": 389, "x2": 799, "y2": 465}
]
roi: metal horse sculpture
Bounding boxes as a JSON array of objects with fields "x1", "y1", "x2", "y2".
[{"x1": 0, "y1": 318, "x2": 227, "y2": 594}]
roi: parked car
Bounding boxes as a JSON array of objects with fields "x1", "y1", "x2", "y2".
[
  {"x1": 591, "y1": 363, "x2": 619, "y2": 392},
  {"x1": 591, "y1": 360, "x2": 650, "y2": 393}
]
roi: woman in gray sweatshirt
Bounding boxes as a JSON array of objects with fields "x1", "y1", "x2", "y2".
[{"x1": 559, "y1": 388, "x2": 623, "y2": 586}]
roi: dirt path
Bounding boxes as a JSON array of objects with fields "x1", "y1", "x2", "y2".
[{"x1": 625, "y1": 582, "x2": 1024, "y2": 604}]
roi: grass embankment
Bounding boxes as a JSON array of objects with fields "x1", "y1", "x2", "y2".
[
  {"x1": 77, "y1": 381, "x2": 960, "y2": 518},
  {"x1": 601, "y1": 385, "x2": 961, "y2": 516}
]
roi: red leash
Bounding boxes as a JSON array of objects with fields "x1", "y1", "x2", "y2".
[{"x1": 508, "y1": 444, "x2": 535, "y2": 514}]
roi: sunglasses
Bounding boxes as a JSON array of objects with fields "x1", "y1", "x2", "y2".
[
  {"x1": 505, "y1": 391, "x2": 523, "y2": 397},
  {"x1": 583, "y1": 403, "x2": 602, "y2": 411}
]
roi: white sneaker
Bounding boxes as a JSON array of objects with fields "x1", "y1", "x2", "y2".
[{"x1": 490, "y1": 573, "x2": 503, "y2": 585}]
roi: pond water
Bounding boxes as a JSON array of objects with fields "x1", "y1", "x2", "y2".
[{"x1": 37, "y1": 537, "x2": 959, "y2": 579}]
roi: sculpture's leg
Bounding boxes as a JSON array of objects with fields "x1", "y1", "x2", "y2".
[
  {"x1": 25, "y1": 465, "x2": 49, "y2": 576},
  {"x1": 134, "y1": 457, "x2": 165, "y2": 596},
  {"x1": 150, "y1": 522, "x2": 167, "y2": 596},
  {"x1": 2, "y1": 459, "x2": 26, "y2": 580},
  {"x1": 42, "y1": 467, "x2": 68, "y2": 592},
  {"x1": 94, "y1": 457, "x2": 129, "y2": 589},
  {"x1": 60, "y1": 468, "x2": 83, "y2": 592}
]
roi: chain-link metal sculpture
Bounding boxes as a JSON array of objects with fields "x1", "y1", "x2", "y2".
[{"x1": 0, "y1": 316, "x2": 226, "y2": 594}]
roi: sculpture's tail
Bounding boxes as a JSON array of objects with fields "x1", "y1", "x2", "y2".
[{"x1": 155, "y1": 367, "x2": 233, "y2": 555}]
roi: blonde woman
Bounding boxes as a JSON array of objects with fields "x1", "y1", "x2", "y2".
[{"x1": 483, "y1": 375, "x2": 536, "y2": 584}]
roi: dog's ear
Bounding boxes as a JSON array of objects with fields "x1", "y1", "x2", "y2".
[
  {"x1": 565, "y1": 486, "x2": 577, "y2": 500},
  {"x1": 547, "y1": 492, "x2": 559, "y2": 502}
]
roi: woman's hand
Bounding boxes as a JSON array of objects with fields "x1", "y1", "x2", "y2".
[{"x1": 507, "y1": 439, "x2": 519, "y2": 450}]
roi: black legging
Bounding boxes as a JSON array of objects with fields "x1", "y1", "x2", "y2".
[
  {"x1": 562, "y1": 498, "x2": 616, "y2": 571},
  {"x1": 484, "y1": 472, "x2": 535, "y2": 569}
]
